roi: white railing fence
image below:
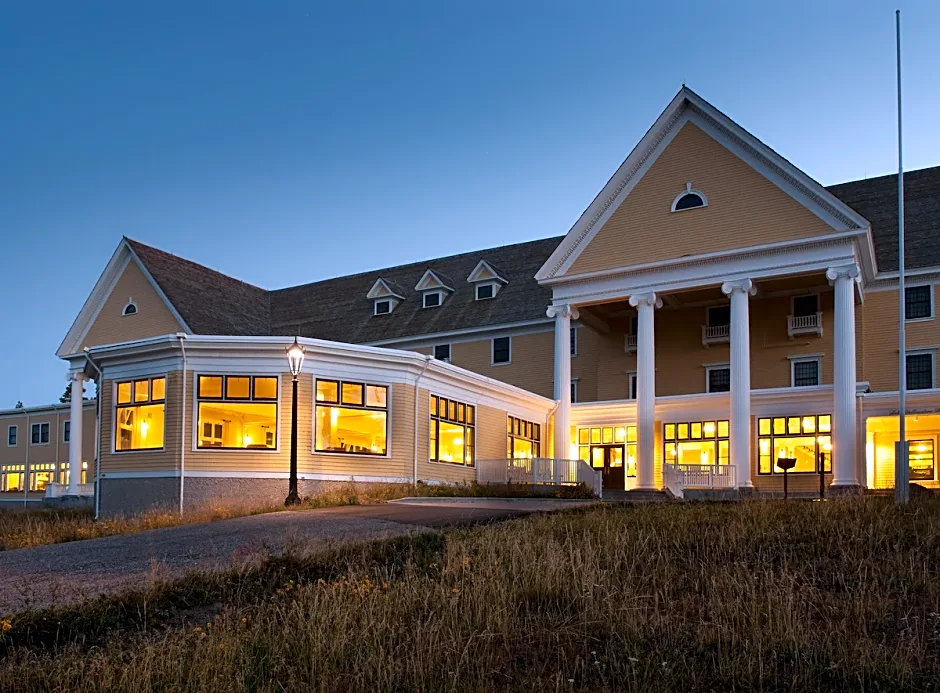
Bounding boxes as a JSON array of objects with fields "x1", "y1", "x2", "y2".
[
  {"x1": 787, "y1": 311, "x2": 823, "y2": 337},
  {"x1": 624, "y1": 333, "x2": 638, "y2": 351},
  {"x1": 662, "y1": 463, "x2": 736, "y2": 499},
  {"x1": 477, "y1": 458, "x2": 603, "y2": 498},
  {"x1": 701, "y1": 324, "x2": 730, "y2": 345},
  {"x1": 44, "y1": 482, "x2": 95, "y2": 499}
]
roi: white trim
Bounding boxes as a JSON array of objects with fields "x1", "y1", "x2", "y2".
[
  {"x1": 570, "y1": 325, "x2": 578, "y2": 357},
  {"x1": 474, "y1": 282, "x2": 498, "y2": 301},
  {"x1": 6, "y1": 424, "x2": 16, "y2": 447},
  {"x1": 906, "y1": 349, "x2": 936, "y2": 390},
  {"x1": 536, "y1": 88, "x2": 872, "y2": 282},
  {"x1": 705, "y1": 364, "x2": 731, "y2": 394},
  {"x1": 790, "y1": 355, "x2": 822, "y2": 388},
  {"x1": 29, "y1": 421, "x2": 51, "y2": 446},
  {"x1": 670, "y1": 182, "x2": 707, "y2": 213},
  {"x1": 122, "y1": 298, "x2": 138, "y2": 316},
  {"x1": 110, "y1": 373, "x2": 169, "y2": 455},
  {"x1": 373, "y1": 299, "x2": 394, "y2": 316},
  {"x1": 415, "y1": 270, "x2": 454, "y2": 293},
  {"x1": 422, "y1": 290, "x2": 444, "y2": 309},
  {"x1": 62, "y1": 419, "x2": 71, "y2": 444},
  {"x1": 491, "y1": 335, "x2": 512, "y2": 366},
  {"x1": 626, "y1": 371, "x2": 637, "y2": 400},
  {"x1": 570, "y1": 378, "x2": 579, "y2": 404},
  {"x1": 311, "y1": 377, "x2": 393, "y2": 459},
  {"x1": 192, "y1": 373, "x2": 283, "y2": 454},
  {"x1": 466, "y1": 260, "x2": 508, "y2": 285},
  {"x1": 904, "y1": 283, "x2": 935, "y2": 322},
  {"x1": 366, "y1": 319, "x2": 553, "y2": 349},
  {"x1": 366, "y1": 278, "x2": 405, "y2": 301}
]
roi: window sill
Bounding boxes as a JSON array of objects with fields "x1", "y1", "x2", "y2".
[{"x1": 312, "y1": 449, "x2": 391, "y2": 459}]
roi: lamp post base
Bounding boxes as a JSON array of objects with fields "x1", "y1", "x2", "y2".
[{"x1": 284, "y1": 491, "x2": 301, "y2": 506}]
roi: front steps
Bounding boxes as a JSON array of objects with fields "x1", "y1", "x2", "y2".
[{"x1": 602, "y1": 489, "x2": 669, "y2": 503}]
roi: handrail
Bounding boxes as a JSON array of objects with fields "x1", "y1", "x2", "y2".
[{"x1": 477, "y1": 458, "x2": 602, "y2": 498}]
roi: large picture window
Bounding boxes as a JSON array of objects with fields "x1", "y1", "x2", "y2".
[
  {"x1": 115, "y1": 376, "x2": 166, "y2": 451},
  {"x1": 757, "y1": 415, "x2": 831, "y2": 474},
  {"x1": 1, "y1": 464, "x2": 25, "y2": 492},
  {"x1": 430, "y1": 395, "x2": 475, "y2": 466},
  {"x1": 29, "y1": 463, "x2": 56, "y2": 492},
  {"x1": 507, "y1": 416, "x2": 540, "y2": 459},
  {"x1": 315, "y1": 379, "x2": 388, "y2": 455},
  {"x1": 197, "y1": 375, "x2": 278, "y2": 450},
  {"x1": 664, "y1": 420, "x2": 730, "y2": 466}
]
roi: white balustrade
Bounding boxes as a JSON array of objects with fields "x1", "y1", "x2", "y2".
[
  {"x1": 477, "y1": 458, "x2": 603, "y2": 497},
  {"x1": 787, "y1": 312, "x2": 823, "y2": 338},
  {"x1": 701, "y1": 324, "x2": 731, "y2": 346},
  {"x1": 662, "y1": 463, "x2": 737, "y2": 499}
]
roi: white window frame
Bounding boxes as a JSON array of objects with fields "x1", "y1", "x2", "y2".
[
  {"x1": 7, "y1": 425, "x2": 16, "y2": 447},
  {"x1": 790, "y1": 355, "x2": 822, "y2": 388},
  {"x1": 570, "y1": 326, "x2": 578, "y2": 357},
  {"x1": 423, "y1": 291, "x2": 443, "y2": 309},
  {"x1": 30, "y1": 421, "x2": 51, "y2": 446},
  {"x1": 570, "y1": 379, "x2": 579, "y2": 404},
  {"x1": 670, "y1": 183, "x2": 708, "y2": 213},
  {"x1": 475, "y1": 282, "x2": 497, "y2": 301},
  {"x1": 491, "y1": 336, "x2": 511, "y2": 366},
  {"x1": 627, "y1": 371, "x2": 637, "y2": 400},
  {"x1": 705, "y1": 364, "x2": 731, "y2": 394},
  {"x1": 433, "y1": 343, "x2": 451, "y2": 363},
  {"x1": 63, "y1": 420, "x2": 71, "y2": 443},
  {"x1": 373, "y1": 299, "x2": 392, "y2": 316},
  {"x1": 904, "y1": 284, "x2": 935, "y2": 323},
  {"x1": 906, "y1": 349, "x2": 936, "y2": 390},
  {"x1": 122, "y1": 298, "x2": 138, "y2": 316}
]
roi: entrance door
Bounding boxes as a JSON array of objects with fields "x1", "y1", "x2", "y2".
[{"x1": 591, "y1": 445, "x2": 625, "y2": 490}]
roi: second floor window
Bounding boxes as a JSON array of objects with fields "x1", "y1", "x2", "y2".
[
  {"x1": 570, "y1": 327, "x2": 578, "y2": 356},
  {"x1": 792, "y1": 358, "x2": 820, "y2": 387},
  {"x1": 707, "y1": 367, "x2": 730, "y2": 393},
  {"x1": 115, "y1": 377, "x2": 166, "y2": 451},
  {"x1": 196, "y1": 375, "x2": 277, "y2": 450},
  {"x1": 905, "y1": 286, "x2": 933, "y2": 320},
  {"x1": 63, "y1": 420, "x2": 71, "y2": 443},
  {"x1": 315, "y1": 379, "x2": 388, "y2": 456},
  {"x1": 492, "y1": 336, "x2": 511, "y2": 365},
  {"x1": 7, "y1": 425, "x2": 16, "y2": 447},
  {"x1": 907, "y1": 353, "x2": 934, "y2": 390},
  {"x1": 792, "y1": 295, "x2": 819, "y2": 317},
  {"x1": 707, "y1": 305, "x2": 730, "y2": 327},
  {"x1": 31, "y1": 422, "x2": 50, "y2": 445},
  {"x1": 433, "y1": 344, "x2": 451, "y2": 362}
]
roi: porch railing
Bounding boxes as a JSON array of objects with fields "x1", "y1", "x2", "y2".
[
  {"x1": 624, "y1": 333, "x2": 637, "y2": 352},
  {"x1": 44, "y1": 482, "x2": 95, "y2": 499},
  {"x1": 477, "y1": 458, "x2": 603, "y2": 498},
  {"x1": 662, "y1": 463, "x2": 736, "y2": 499},
  {"x1": 787, "y1": 311, "x2": 823, "y2": 338},
  {"x1": 701, "y1": 324, "x2": 730, "y2": 346}
]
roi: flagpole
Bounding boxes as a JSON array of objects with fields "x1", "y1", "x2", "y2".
[{"x1": 895, "y1": 9, "x2": 909, "y2": 504}]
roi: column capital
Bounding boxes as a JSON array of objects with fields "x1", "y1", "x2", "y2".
[
  {"x1": 546, "y1": 304, "x2": 579, "y2": 320},
  {"x1": 628, "y1": 293, "x2": 662, "y2": 309},
  {"x1": 67, "y1": 371, "x2": 88, "y2": 383},
  {"x1": 720, "y1": 279, "x2": 756, "y2": 296},
  {"x1": 826, "y1": 263, "x2": 860, "y2": 283}
]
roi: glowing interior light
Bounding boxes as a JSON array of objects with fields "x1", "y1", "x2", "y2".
[
  {"x1": 140, "y1": 421, "x2": 149, "y2": 438},
  {"x1": 703, "y1": 422, "x2": 715, "y2": 436},
  {"x1": 915, "y1": 444, "x2": 927, "y2": 453},
  {"x1": 330, "y1": 409, "x2": 340, "y2": 424},
  {"x1": 244, "y1": 435, "x2": 252, "y2": 447},
  {"x1": 453, "y1": 437, "x2": 463, "y2": 446}
]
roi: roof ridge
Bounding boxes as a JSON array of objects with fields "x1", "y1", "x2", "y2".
[{"x1": 825, "y1": 165, "x2": 940, "y2": 190}]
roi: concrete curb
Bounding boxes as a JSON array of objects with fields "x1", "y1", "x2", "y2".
[{"x1": 388, "y1": 497, "x2": 598, "y2": 505}]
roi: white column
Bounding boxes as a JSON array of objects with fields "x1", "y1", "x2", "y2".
[
  {"x1": 722, "y1": 279, "x2": 755, "y2": 489},
  {"x1": 68, "y1": 372, "x2": 86, "y2": 495},
  {"x1": 628, "y1": 293, "x2": 660, "y2": 489},
  {"x1": 547, "y1": 304, "x2": 578, "y2": 460},
  {"x1": 826, "y1": 264, "x2": 860, "y2": 487}
]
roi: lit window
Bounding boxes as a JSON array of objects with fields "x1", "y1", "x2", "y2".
[
  {"x1": 475, "y1": 283, "x2": 494, "y2": 300},
  {"x1": 1, "y1": 464, "x2": 25, "y2": 492},
  {"x1": 430, "y1": 395, "x2": 475, "y2": 466},
  {"x1": 907, "y1": 352, "x2": 934, "y2": 390},
  {"x1": 315, "y1": 379, "x2": 387, "y2": 456},
  {"x1": 58, "y1": 460, "x2": 89, "y2": 486},
  {"x1": 507, "y1": 416, "x2": 541, "y2": 459},
  {"x1": 29, "y1": 463, "x2": 56, "y2": 492},
  {"x1": 7, "y1": 425, "x2": 16, "y2": 447},
  {"x1": 492, "y1": 336, "x2": 511, "y2": 364},
  {"x1": 792, "y1": 358, "x2": 820, "y2": 387},
  {"x1": 663, "y1": 420, "x2": 730, "y2": 467},
  {"x1": 757, "y1": 415, "x2": 831, "y2": 474},
  {"x1": 115, "y1": 376, "x2": 166, "y2": 451},
  {"x1": 434, "y1": 344, "x2": 451, "y2": 362},
  {"x1": 909, "y1": 439, "x2": 935, "y2": 481},
  {"x1": 707, "y1": 367, "x2": 730, "y2": 393},
  {"x1": 30, "y1": 423, "x2": 50, "y2": 445},
  {"x1": 905, "y1": 286, "x2": 932, "y2": 320},
  {"x1": 577, "y1": 425, "x2": 637, "y2": 478},
  {"x1": 197, "y1": 375, "x2": 277, "y2": 450},
  {"x1": 423, "y1": 291, "x2": 442, "y2": 308}
]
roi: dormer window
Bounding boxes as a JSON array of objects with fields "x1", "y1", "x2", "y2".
[
  {"x1": 122, "y1": 299, "x2": 138, "y2": 316},
  {"x1": 467, "y1": 259, "x2": 508, "y2": 300},
  {"x1": 475, "y1": 283, "x2": 495, "y2": 301},
  {"x1": 415, "y1": 269, "x2": 454, "y2": 309},
  {"x1": 367, "y1": 278, "x2": 405, "y2": 316},
  {"x1": 423, "y1": 291, "x2": 442, "y2": 309},
  {"x1": 671, "y1": 182, "x2": 707, "y2": 212}
]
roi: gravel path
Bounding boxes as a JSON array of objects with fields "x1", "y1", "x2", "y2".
[{"x1": 0, "y1": 501, "x2": 556, "y2": 614}]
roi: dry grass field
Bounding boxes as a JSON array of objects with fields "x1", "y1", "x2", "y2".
[{"x1": 1, "y1": 497, "x2": 938, "y2": 692}]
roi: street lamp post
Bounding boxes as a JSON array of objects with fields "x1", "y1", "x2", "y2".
[{"x1": 285, "y1": 337, "x2": 305, "y2": 506}]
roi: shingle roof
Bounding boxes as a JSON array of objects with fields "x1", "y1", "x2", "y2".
[
  {"x1": 125, "y1": 167, "x2": 939, "y2": 343},
  {"x1": 269, "y1": 237, "x2": 562, "y2": 343},
  {"x1": 126, "y1": 238, "x2": 271, "y2": 336},
  {"x1": 826, "y1": 166, "x2": 940, "y2": 271}
]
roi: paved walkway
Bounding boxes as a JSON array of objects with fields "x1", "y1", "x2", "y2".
[{"x1": 0, "y1": 499, "x2": 585, "y2": 614}]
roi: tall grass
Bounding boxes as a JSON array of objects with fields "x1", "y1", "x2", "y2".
[
  {"x1": 0, "y1": 481, "x2": 594, "y2": 551},
  {"x1": 2, "y1": 497, "x2": 938, "y2": 691}
]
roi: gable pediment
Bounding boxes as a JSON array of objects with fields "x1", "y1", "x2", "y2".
[
  {"x1": 366, "y1": 278, "x2": 406, "y2": 300},
  {"x1": 414, "y1": 269, "x2": 455, "y2": 293},
  {"x1": 466, "y1": 259, "x2": 508, "y2": 285},
  {"x1": 537, "y1": 88, "x2": 871, "y2": 282}
]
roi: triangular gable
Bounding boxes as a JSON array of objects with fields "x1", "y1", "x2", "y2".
[
  {"x1": 466, "y1": 259, "x2": 508, "y2": 284},
  {"x1": 414, "y1": 269, "x2": 455, "y2": 293},
  {"x1": 57, "y1": 239, "x2": 190, "y2": 358},
  {"x1": 536, "y1": 87, "x2": 872, "y2": 281},
  {"x1": 366, "y1": 278, "x2": 406, "y2": 300}
]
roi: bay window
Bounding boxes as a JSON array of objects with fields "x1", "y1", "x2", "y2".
[
  {"x1": 197, "y1": 375, "x2": 278, "y2": 450},
  {"x1": 115, "y1": 376, "x2": 166, "y2": 451},
  {"x1": 315, "y1": 379, "x2": 388, "y2": 455},
  {"x1": 430, "y1": 395, "x2": 475, "y2": 466}
]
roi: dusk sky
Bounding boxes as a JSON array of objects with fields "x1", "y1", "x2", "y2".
[{"x1": 2, "y1": 1, "x2": 939, "y2": 406}]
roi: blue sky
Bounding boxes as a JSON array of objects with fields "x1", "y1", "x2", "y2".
[{"x1": 1, "y1": 1, "x2": 938, "y2": 406}]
